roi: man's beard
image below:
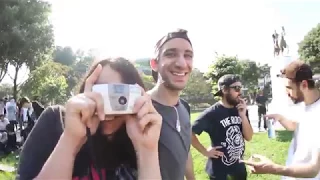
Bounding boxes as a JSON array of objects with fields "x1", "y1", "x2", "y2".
[
  {"x1": 289, "y1": 90, "x2": 304, "y2": 104},
  {"x1": 225, "y1": 93, "x2": 240, "y2": 106}
]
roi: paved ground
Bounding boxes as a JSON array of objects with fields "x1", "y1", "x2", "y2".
[{"x1": 247, "y1": 105, "x2": 285, "y2": 133}]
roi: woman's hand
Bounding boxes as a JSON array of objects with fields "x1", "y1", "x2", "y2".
[
  {"x1": 64, "y1": 64, "x2": 105, "y2": 146},
  {"x1": 125, "y1": 89, "x2": 162, "y2": 152}
]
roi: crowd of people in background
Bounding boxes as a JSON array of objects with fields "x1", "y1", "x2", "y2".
[{"x1": 0, "y1": 96, "x2": 44, "y2": 154}]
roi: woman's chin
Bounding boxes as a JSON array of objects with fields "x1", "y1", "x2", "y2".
[{"x1": 100, "y1": 119, "x2": 124, "y2": 135}]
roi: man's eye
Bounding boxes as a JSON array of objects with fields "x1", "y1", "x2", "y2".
[{"x1": 165, "y1": 53, "x2": 175, "y2": 57}]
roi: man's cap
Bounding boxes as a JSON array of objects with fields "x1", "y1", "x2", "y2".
[
  {"x1": 152, "y1": 29, "x2": 192, "y2": 82},
  {"x1": 277, "y1": 60, "x2": 314, "y2": 82},
  {"x1": 214, "y1": 74, "x2": 241, "y2": 96}
]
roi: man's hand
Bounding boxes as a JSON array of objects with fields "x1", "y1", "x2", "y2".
[
  {"x1": 265, "y1": 114, "x2": 284, "y2": 122},
  {"x1": 241, "y1": 154, "x2": 277, "y2": 174},
  {"x1": 205, "y1": 146, "x2": 224, "y2": 158},
  {"x1": 237, "y1": 98, "x2": 247, "y2": 117}
]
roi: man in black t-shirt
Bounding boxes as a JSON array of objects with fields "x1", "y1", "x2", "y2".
[
  {"x1": 256, "y1": 90, "x2": 268, "y2": 131},
  {"x1": 191, "y1": 74, "x2": 253, "y2": 180}
]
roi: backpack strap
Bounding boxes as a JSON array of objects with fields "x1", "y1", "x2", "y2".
[
  {"x1": 180, "y1": 98, "x2": 191, "y2": 116},
  {"x1": 58, "y1": 105, "x2": 65, "y2": 129}
]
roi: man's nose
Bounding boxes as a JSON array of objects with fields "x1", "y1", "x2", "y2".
[{"x1": 175, "y1": 55, "x2": 187, "y2": 68}]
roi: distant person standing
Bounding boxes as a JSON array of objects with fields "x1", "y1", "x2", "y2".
[
  {"x1": 256, "y1": 90, "x2": 268, "y2": 131},
  {"x1": 6, "y1": 98, "x2": 17, "y2": 129},
  {"x1": 0, "y1": 99, "x2": 5, "y2": 117},
  {"x1": 5, "y1": 98, "x2": 18, "y2": 150}
]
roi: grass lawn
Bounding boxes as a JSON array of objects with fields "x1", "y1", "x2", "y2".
[
  {"x1": 0, "y1": 112, "x2": 292, "y2": 180},
  {"x1": 191, "y1": 112, "x2": 292, "y2": 180},
  {"x1": 0, "y1": 153, "x2": 17, "y2": 180}
]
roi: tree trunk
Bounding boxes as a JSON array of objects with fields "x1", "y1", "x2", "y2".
[
  {"x1": 0, "y1": 63, "x2": 8, "y2": 83},
  {"x1": 13, "y1": 65, "x2": 20, "y2": 100}
]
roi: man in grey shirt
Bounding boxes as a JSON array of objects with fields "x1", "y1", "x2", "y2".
[{"x1": 148, "y1": 29, "x2": 195, "y2": 180}]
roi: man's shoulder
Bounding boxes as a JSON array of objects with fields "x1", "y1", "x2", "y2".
[
  {"x1": 198, "y1": 102, "x2": 223, "y2": 117},
  {"x1": 208, "y1": 102, "x2": 224, "y2": 112}
]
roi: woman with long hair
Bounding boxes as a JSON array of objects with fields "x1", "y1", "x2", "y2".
[
  {"x1": 31, "y1": 101, "x2": 44, "y2": 119},
  {"x1": 17, "y1": 57, "x2": 162, "y2": 180}
]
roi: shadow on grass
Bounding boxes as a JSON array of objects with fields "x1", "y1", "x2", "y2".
[{"x1": 276, "y1": 130, "x2": 293, "y2": 142}]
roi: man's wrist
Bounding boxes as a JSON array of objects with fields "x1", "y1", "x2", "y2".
[
  {"x1": 60, "y1": 132, "x2": 85, "y2": 156},
  {"x1": 136, "y1": 146, "x2": 159, "y2": 160},
  {"x1": 272, "y1": 164, "x2": 288, "y2": 175},
  {"x1": 240, "y1": 113, "x2": 248, "y2": 119}
]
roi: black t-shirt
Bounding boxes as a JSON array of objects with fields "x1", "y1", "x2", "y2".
[
  {"x1": 256, "y1": 95, "x2": 268, "y2": 107},
  {"x1": 192, "y1": 102, "x2": 250, "y2": 176}
]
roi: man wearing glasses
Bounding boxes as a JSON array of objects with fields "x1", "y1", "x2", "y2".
[{"x1": 191, "y1": 74, "x2": 253, "y2": 180}]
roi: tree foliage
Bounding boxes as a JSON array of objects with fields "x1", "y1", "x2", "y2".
[
  {"x1": 205, "y1": 55, "x2": 242, "y2": 94},
  {"x1": 20, "y1": 60, "x2": 68, "y2": 103},
  {"x1": 53, "y1": 46, "x2": 76, "y2": 66},
  {"x1": 0, "y1": 0, "x2": 54, "y2": 99},
  {"x1": 298, "y1": 23, "x2": 320, "y2": 73},
  {"x1": 51, "y1": 46, "x2": 94, "y2": 95},
  {"x1": 0, "y1": 60, "x2": 9, "y2": 83},
  {"x1": 239, "y1": 59, "x2": 260, "y2": 93},
  {"x1": 205, "y1": 54, "x2": 270, "y2": 101},
  {"x1": 182, "y1": 69, "x2": 214, "y2": 105},
  {"x1": 141, "y1": 75, "x2": 154, "y2": 90},
  {"x1": 0, "y1": 83, "x2": 12, "y2": 98}
]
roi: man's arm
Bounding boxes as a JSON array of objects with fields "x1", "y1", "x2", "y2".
[
  {"x1": 273, "y1": 152, "x2": 320, "y2": 178},
  {"x1": 267, "y1": 114, "x2": 297, "y2": 131},
  {"x1": 191, "y1": 109, "x2": 211, "y2": 156},
  {"x1": 191, "y1": 133, "x2": 208, "y2": 156},
  {"x1": 243, "y1": 150, "x2": 320, "y2": 178},
  {"x1": 278, "y1": 119, "x2": 297, "y2": 131},
  {"x1": 185, "y1": 152, "x2": 195, "y2": 180},
  {"x1": 241, "y1": 111, "x2": 253, "y2": 141}
]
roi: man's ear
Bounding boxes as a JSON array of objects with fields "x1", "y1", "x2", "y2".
[
  {"x1": 301, "y1": 80, "x2": 308, "y2": 89},
  {"x1": 150, "y1": 58, "x2": 158, "y2": 71},
  {"x1": 222, "y1": 87, "x2": 228, "y2": 94}
]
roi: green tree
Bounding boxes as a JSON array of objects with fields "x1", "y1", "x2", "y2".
[
  {"x1": 205, "y1": 55, "x2": 242, "y2": 94},
  {"x1": 239, "y1": 60, "x2": 259, "y2": 91},
  {"x1": 0, "y1": 0, "x2": 54, "y2": 99},
  {"x1": 298, "y1": 23, "x2": 320, "y2": 73},
  {"x1": 53, "y1": 46, "x2": 77, "y2": 66},
  {"x1": 20, "y1": 60, "x2": 69, "y2": 103},
  {"x1": 257, "y1": 63, "x2": 272, "y2": 98},
  {"x1": 182, "y1": 68, "x2": 214, "y2": 106},
  {"x1": 68, "y1": 53, "x2": 95, "y2": 94},
  {"x1": 141, "y1": 75, "x2": 154, "y2": 90},
  {"x1": 0, "y1": 60, "x2": 9, "y2": 83},
  {"x1": 51, "y1": 46, "x2": 95, "y2": 95},
  {"x1": 0, "y1": 83, "x2": 12, "y2": 98}
]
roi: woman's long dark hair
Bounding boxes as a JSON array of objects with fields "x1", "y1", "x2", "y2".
[
  {"x1": 72, "y1": 57, "x2": 145, "y2": 177},
  {"x1": 18, "y1": 97, "x2": 30, "y2": 119},
  {"x1": 31, "y1": 101, "x2": 44, "y2": 119}
]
